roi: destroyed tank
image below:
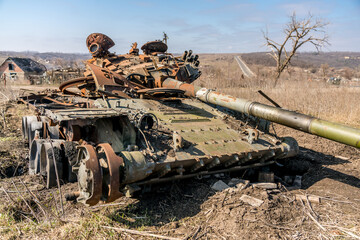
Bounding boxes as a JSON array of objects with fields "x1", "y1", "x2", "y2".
[{"x1": 19, "y1": 33, "x2": 360, "y2": 206}]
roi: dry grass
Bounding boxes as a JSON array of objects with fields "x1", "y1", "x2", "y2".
[
  {"x1": 197, "y1": 55, "x2": 360, "y2": 127},
  {"x1": 221, "y1": 83, "x2": 360, "y2": 127}
]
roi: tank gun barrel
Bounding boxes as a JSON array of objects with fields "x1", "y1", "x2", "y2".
[{"x1": 162, "y1": 78, "x2": 360, "y2": 149}]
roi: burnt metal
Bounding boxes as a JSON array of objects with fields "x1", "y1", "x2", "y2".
[
  {"x1": 17, "y1": 32, "x2": 360, "y2": 206},
  {"x1": 96, "y1": 143, "x2": 124, "y2": 203},
  {"x1": 141, "y1": 41, "x2": 168, "y2": 55},
  {"x1": 76, "y1": 144, "x2": 103, "y2": 206},
  {"x1": 86, "y1": 33, "x2": 115, "y2": 58}
]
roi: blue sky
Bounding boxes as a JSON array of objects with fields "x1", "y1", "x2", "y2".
[{"x1": 0, "y1": 0, "x2": 359, "y2": 53}]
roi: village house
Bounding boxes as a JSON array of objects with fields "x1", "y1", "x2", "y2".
[{"x1": 0, "y1": 57, "x2": 46, "y2": 84}]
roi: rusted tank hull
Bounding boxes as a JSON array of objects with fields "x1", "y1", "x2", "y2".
[{"x1": 21, "y1": 98, "x2": 299, "y2": 205}]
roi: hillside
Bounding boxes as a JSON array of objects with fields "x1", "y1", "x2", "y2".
[
  {"x1": 241, "y1": 52, "x2": 360, "y2": 69},
  {"x1": 1, "y1": 51, "x2": 359, "y2": 71}
]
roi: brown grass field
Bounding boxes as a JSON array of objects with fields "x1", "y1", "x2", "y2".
[
  {"x1": 0, "y1": 54, "x2": 359, "y2": 239},
  {"x1": 198, "y1": 54, "x2": 360, "y2": 127}
]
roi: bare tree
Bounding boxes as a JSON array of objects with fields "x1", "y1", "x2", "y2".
[
  {"x1": 264, "y1": 12, "x2": 330, "y2": 86},
  {"x1": 320, "y1": 63, "x2": 329, "y2": 78},
  {"x1": 343, "y1": 67, "x2": 354, "y2": 80}
]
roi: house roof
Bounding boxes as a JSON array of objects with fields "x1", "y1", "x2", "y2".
[
  {"x1": 0, "y1": 57, "x2": 6, "y2": 66},
  {"x1": 6, "y1": 57, "x2": 47, "y2": 74}
]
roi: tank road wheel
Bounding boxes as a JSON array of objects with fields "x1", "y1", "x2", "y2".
[
  {"x1": 62, "y1": 141, "x2": 79, "y2": 183},
  {"x1": 76, "y1": 144, "x2": 102, "y2": 206},
  {"x1": 29, "y1": 139, "x2": 46, "y2": 175},
  {"x1": 28, "y1": 121, "x2": 43, "y2": 146},
  {"x1": 22, "y1": 116, "x2": 30, "y2": 140},
  {"x1": 22, "y1": 116, "x2": 27, "y2": 139},
  {"x1": 96, "y1": 143, "x2": 124, "y2": 203},
  {"x1": 22, "y1": 116, "x2": 38, "y2": 140},
  {"x1": 23, "y1": 116, "x2": 38, "y2": 142},
  {"x1": 40, "y1": 140, "x2": 64, "y2": 188}
]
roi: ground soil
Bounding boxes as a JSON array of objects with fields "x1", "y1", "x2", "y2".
[{"x1": 0, "y1": 88, "x2": 359, "y2": 240}]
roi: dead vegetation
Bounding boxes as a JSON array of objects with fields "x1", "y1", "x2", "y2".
[
  {"x1": 0, "y1": 88, "x2": 32, "y2": 179},
  {"x1": 263, "y1": 12, "x2": 329, "y2": 84},
  {"x1": 197, "y1": 54, "x2": 360, "y2": 127},
  {"x1": 0, "y1": 55, "x2": 360, "y2": 239},
  {"x1": 0, "y1": 161, "x2": 359, "y2": 239}
]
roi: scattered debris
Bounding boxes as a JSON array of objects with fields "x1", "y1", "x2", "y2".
[
  {"x1": 211, "y1": 180, "x2": 229, "y2": 191},
  {"x1": 335, "y1": 155, "x2": 350, "y2": 160},
  {"x1": 102, "y1": 225, "x2": 182, "y2": 240},
  {"x1": 227, "y1": 178, "x2": 243, "y2": 187},
  {"x1": 252, "y1": 182, "x2": 278, "y2": 190},
  {"x1": 240, "y1": 194, "x2": 264, "y2": 207},
  {"x1": 327, "y1": 76, "x2": 341, "y2": 85},
  {"x1": 295, "y1": 194, "x2": 321, "y2": 204},
  {"x1": 236, "y1": 180, "x2": 250, "y2": 190}
]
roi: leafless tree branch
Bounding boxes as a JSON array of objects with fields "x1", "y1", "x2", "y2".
[{"x1": 263, "y1": 12, "x2": 330, "y2": 86}]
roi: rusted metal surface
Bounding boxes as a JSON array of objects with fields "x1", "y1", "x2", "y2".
[
  {"x1": 86, "y1": 33, "x2": 115, "y2": 58},
  {"x1": 77, "y1": 144, "x2": 103, "y2": 206},
  {"x1": 17, "y1": 32, "x2": 360, "y2": 207},
  {"x1": 141, "y1": 41, "x2": 168, "y2": 55},
  {"x1": 97, "y1": 143, "x2": 124, "y2": 203},
  {"x1": 59, "y1": 76, "x2": 94, "y2": 96},
  {"x1": 162, "y1": 77, "x2": 200, "y2": 97}
]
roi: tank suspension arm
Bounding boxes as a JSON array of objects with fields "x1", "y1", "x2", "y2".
[{"x1": 162, "y1": 78, "x2": 360, "y2": 149}]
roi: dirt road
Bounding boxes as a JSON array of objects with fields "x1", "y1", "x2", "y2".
[{"x1": 235, "y1": 56, "x2": 256, "y2": 78}]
